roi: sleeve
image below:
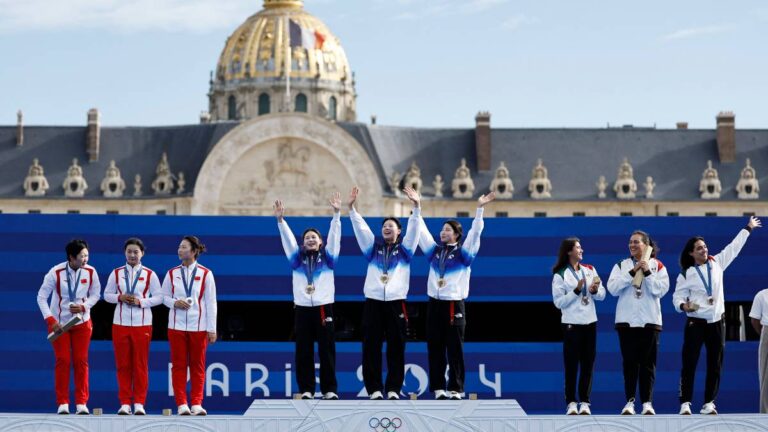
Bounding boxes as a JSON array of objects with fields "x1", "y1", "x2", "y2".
[
  {"x1": 607, "y1": 262, "x2": 631, "y2": 297},
  {"x1": 714, "y1": 228, "x2": 750, "y2": 271},
  {"x1": 646, "y1": 261, "x2": 670, "y2": 298},
  {"x1": 402, "y1": 207, "x2": 421, "y2": 258},
  {"x1": 349, "y1": 208, "x2": 375, "y2": 260},
  {"x1": 460, "y1": 207, "x2": 485, "y2": 263},
  {"x1": 750, "y1": 292, "x2": 764, "y2": 320},
  {"x1": 84, "y1": 271, "x2": 101, "y2": 311},
  {"x1": 552, "y1": 273, "x2": 579, "y2": 309},
  {"x1": 592, "y1": 267, "x2": 606, "y2": 301},
  {"x1": 326, "y1": 211, "x2": 342, "y2": 262},
  {"x1": 277, "y1": 219, "x2": 300, "y2": 261},
  {"x1": 205, "y1": 272, "x2": 217, "y2": 333},
  {"x1": 140, "y1": 271, "x2": 164, "y2": 308},
  {"x1": 103, "y1": 270, "x2": 119, "y2": 304},
  {"x1": 672, "y1": 272, "x2": 690, "y2": 312},
  {"x1": 37, "y1": 269, "x2": 56, "y2": 324},
  {"x1": 161, "y1": 271, "x2": 176, "y2": 309},
  {"x1": 417, "y1": 214, "x2": 437, "y2": 257}
]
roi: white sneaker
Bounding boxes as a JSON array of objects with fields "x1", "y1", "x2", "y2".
[
  {"x1": 322, "y1": 392, "x2": 338, "y2": 400},
  {"x1": 369, "y1": 390, "x2": 384, "y2": 400},
  {"x1": 679, "y1": 402, "x2": 692, "y2": 415},
  {"x1": 434, "y1": 390, "x2": 448, "y2": 400},
  {"x1": 387, "y1": 391, "x2": 400, "y2": 400},
  {"x1": 117, "y1": 404, "x2": 131, "y2": 415},
  {"x1": 300, "y1": 392, "x2": 313, "y2": 400},
  {"x1": 190, "y1": 404, "x2": 207, "y2": 416},
  {"x1": 700, "y1": 402, "x2": 718, "y2": 415},
  {"x1": 177, "y1": 404, "x2": 191, "y2": 416},
  {"x1": 57, "y1": 404, "x2": 69, "y2": 415},
  {"x1": 578, "y1": 402, "x2": 591, "y2": 415},
  {"x1": 133, "y1": 403, "x2": 146, "y2": 415},
  {"x1": 449, "y1": 391, "x2": 462, "y2": 400},
  {"x1": 642, "y1": 402, "x2": 655, "y2": 415},
  {"x1": 566, "y1": 402, "x2": 578, "y2": 415},
  {"x1": 621, "y1": 400, "x2": 635, "y2": 415},
  {"x1": 75, "y1": 404, "x2": 89, "y2": 415}
]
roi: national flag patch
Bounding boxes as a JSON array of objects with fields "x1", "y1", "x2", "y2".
[
  {"x1": 139, "y1": 277, "x2": 145, "y2": 281},
  {"x1": 195, "y1": 276, "x2": 201, "y2": 281},
  {"x1": 81, "y1": 279, "x2": 88, "y2": 284}
]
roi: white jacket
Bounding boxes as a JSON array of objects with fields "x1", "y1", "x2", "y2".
[
  {"x1": 278, "y1": 212, "x2": 341, "y2": 307},
  {"x1": 161, "y1": 262, "x2": 217, "y2": 332},
  {"x1": 37, "y1": 262, "x2": 101, "y2": 326},
  {"x1": 350, "y1": 207, "x2": 421, "y2": 301},
  {"x1": 608, "y1": 257, "x2": 670, "y2": 329},
  {"x1": 672, "y1": 229, "x2": 750, "y2": 323},
  {"x1": 552, "y1": 263, "x2": 606, "y2": 325},
  {"x1": 104, "y1": 263, "x2": 163, "y2": 326},
  {"x1": 418, "y1": 207, "x2": 485, "y2": 301}
]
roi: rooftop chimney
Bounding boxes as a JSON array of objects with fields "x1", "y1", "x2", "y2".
[
  {"x1": 16, "y1": 110, "x2": 23, "y2": 147},
  {"x1": 475, "y1": 111, "x2": 491, "y2": 171},
  {"x1": 716, "y1": 111, "x2": 735, "y2": 163},
  {"x1": 87, "y1": 108, "x2": 100, "y2": 162},
  {"x1": 676, "y1": 122, "x2": 688, "y2": 130}
]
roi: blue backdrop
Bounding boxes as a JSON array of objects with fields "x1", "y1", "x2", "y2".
[{"x1": 0, "y1": 214, "x2": 762, "y2": 414}]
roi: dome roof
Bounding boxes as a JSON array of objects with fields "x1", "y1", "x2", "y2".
[{"x1": 215, "y1": 0, "x2": 352, "y2": 85}]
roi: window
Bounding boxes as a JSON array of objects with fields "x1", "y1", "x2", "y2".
[
  {"x1": 28, "y1": 209, "x2": 41, "y2": 214},
  {"x1": 328, "y1": 96, "x2": 337, "y2": 121},
  {"x1": 744, "y1": 212, "x2": 756, "y2": 217},
  {"x1": 572, "y1": 212, "x2": 585, "y2": 217},
  {"x1": 67, "y1": 210, "x2": 80, "y2": 214},
  {"x1": 534, "y1": 212, "x2": 547, "y2": 218},
  {"x1": 456, "y1": 211, "x2": 470, "y2": 217},
  {"x1": 156, "y1": 210, "x2": 167, "y2": 215},
  {"x1": 620, "y1": 212, "x2": 633, "y2": 217},
  {"x1": 258, "y1": 93, "x2": 270, "y2": 115},
  {"x1": 705, "y1": 212, "x2": 718, "y2": 217},
  {"x1": 295, "y1": 93, "x2": 307, "y2": 113},
  {"x1": 495, "y1": 212, "x2": 508, "y2": 218},
  {"x1": 106, "y1": 210, "x2": 119, "y2": 215},
  {"x1": 228, "y1": 95, "x2": 237, "y2": 120},
  {"x1": 667, "y1": 212, "x2": 680, "y2": 217}
]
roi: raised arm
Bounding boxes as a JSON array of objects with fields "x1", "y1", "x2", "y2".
[
  {"x1": 461, "y1": 192, "x2": 496, "y2": 259},
  {"x1": 326, "y1": 192, "x2": 342, "y2": 260},
  {"x1": 275, "y1": 199, "x2": 299, "y2": 260},
  {"x1": 401, "y1": 186, "x2": 422, "y2": 256},
  {"x1": 715, "y1": 216, "x2": 761, "y2": 271},
  {"x1": 348, "y1": 187, "x2": 375, "y2": 256}
]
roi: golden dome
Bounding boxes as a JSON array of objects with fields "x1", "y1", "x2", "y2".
[{"x1": 215, "y1": 0, "x2": 352, "y2": 84}]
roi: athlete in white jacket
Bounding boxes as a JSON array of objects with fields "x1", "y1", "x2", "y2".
[{"x1": 348, "y1": 186, "x2": 421, "y2": 400}]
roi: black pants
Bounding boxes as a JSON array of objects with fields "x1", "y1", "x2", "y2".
[
  {"x1": 562, "y1": 322, "x2": 597, "y2": 404},
  {"x1": 294, "y1": 304, "x2": 337, "y2": 394},
  {"x1": 679, "y1": 317, "x2": 725, "y2": 404},
  {"x1": 427, "y1": 298, "x2": 466, "y2": 392},
  {"x1": 617, "y1": 326, "x2": 659, "y2": 403},
  {"x1": 362, "y1": 298, "x2": 408, "y2": 394}
]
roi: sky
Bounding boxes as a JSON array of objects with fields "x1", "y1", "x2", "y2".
[{"x1": 0, "y1": 0, "x2": 766, "y2": 129}]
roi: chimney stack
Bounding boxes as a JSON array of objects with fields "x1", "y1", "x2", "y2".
[
  {"x1": 676, "y1": 122, "x2": 688, "y2": 130},
  {"x1": 16, "y1": 110, "x2": 23, "y2": 147},
  {"x1": 475, "y1": 111, "x2": 491, "y2": 171},
  {"x1": 716, "y1": 111, "x2": 735, "y2": 163},
  {"x1": 87, "y1": 108, "x2": 100, "y2": 162}
]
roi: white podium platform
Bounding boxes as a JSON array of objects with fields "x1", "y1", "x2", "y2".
[{"x1": 2, "y1": 401, "x2": 768, "y2": 432}]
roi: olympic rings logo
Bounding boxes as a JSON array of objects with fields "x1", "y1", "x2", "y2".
[{"x1": 368, "y1": 416, "x2": 403, "y2": 431}]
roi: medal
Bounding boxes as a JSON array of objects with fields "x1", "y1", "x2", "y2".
[
  {"x1": 437, "y1": 278, "x2": 446, "y2": 288},
  {"x1": 581, "y1": 296, "x2": 590, "y2": 305},
  {"x1": 634, "y1": 288, "x2": 643, "y2": 299},
  {"x1": 305, "y1": 284, "x2": 315, "y2": 295},
  {"x1": 708, "y1": 296, "x2": 714, "y2": 305},
  {"x1": 380, "y1": 274, "x2": 389, "y2": 284},
  {"x1": 185, "y1": 297, "x2": 194, "y2": 305}
]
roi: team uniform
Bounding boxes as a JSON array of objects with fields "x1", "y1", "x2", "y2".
[
  {"x1": 103, "y1": 263, "x2": 162, "y2": 410},
  {"x1": 673, "y1": 227, "x2": 752, "y2": 412},
  {"x1": 349, "y1": 207, "x2": 421, "y2": 397},
  {"x1": 417, "y1": 207, "x2": 486, "y2": 397},
  {"x1": 552, "y1": 263, "x2": 606, "y2": 410},
  {"x1": 750, "y1": 288, "x2": 768, "y2": 413},
  {"x1": 161, "y1": 262, "x2": 217, "y2": 409},
  {"x1": 36, "y1": 263, "x2": 101, "y2": 408},
  {"x1": 607, "y1": 255, "x2": 669, "y2": 411},
  {"x1": 278, "y1": 212, "x2": 341, "y2": 397}
]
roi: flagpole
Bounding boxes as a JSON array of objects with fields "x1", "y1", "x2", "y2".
[{"x1": 284, "y1": 15, "x2": 291, "y2": 112}]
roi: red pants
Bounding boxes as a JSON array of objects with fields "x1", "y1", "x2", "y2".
[
  {"x1": 112, "y1": 324, "x2": 152, "y2": 405},
  {"x1": 50, "y1": 320, "x2": 92, "y2": 405},
  {"x1": 168, "y1": 329, "x2": 208, "y2": 406}
]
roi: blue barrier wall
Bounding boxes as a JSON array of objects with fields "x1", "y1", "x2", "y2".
[{"x1": 0, "y1": 214, "x2": 763, "y2": 414}]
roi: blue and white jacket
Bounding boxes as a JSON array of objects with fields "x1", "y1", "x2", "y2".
[
  {"x1": 418, "y1": 207, "x2": 485, "y2": 301},
  {"x1": 278, "y1": 212, "x2": 341, "y2": 307},
  {"x1": 349, "y1": 207, "x2": 421, "y2": 301}
]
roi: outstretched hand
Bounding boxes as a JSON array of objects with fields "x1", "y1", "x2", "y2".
[
  {"x1": 329, "y1": 192, "x2": 342, "y2": 212},
  {"x1": 748, "y1": 216, "x2": 762, "y2": 230},
  {"x1": 348, "y1": 186, "x2": 359, "y2": 210},
  {"x1": 403, "y1": 186, "x2": 421, "y2": 208},
  {"x1": 274, "y1": 199, "x2": 285, "y2": 222},
  {"x1": 478, "y1": 192, "x2": 496, "y2": 207}
]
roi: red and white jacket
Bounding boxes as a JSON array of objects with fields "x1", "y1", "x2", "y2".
[
  {"x1": 161, "y1": 262, "x2": 217, "y2": 333},
  {"x1": 37, "y1": 262, "x2": 101, "y2": 326},
  {"x1": 103, "y1": 263, "x2": 163, "y2": 326}
]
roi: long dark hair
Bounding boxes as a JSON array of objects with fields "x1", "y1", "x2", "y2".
[
  {"x1": 679, "y1": 236, "x2": 705, "y2": 271},
  {"x1": 631, "y1": 230, "x2": 658, "y2": 258},
  {"x1": 552, "y1": 237, "x2": 580, "y2": 274},
  {"x1": 443, "y1": 219, "x2": 463, "y2": 243}
]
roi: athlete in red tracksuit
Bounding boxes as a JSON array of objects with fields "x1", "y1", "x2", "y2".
[
  {"x1": 36, "y1": 239, "x2": 101, "y2": 415},
  {"x1": 103, "y1": 237, "x2": 162, "y2": 415},
  {"x1": 161, "y1": 235, "x2": 217, "y2": 416}
]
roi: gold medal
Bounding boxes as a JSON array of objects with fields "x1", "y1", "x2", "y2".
[
  {"x1": 437, "y1": 278, "x2": 446, "y2": 288},
  {"x1": 305, "y1": 284, "x2": 315, "y2": 295},
  {"x1": 380, "y1": 274, "x2": 389, "y2": 284}
]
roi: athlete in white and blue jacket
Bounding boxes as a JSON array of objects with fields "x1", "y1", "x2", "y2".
[
  {"x1": 275, "y1": 193, "x2": 341, "y2": 401},
  {"x1": 416, "y1": 189, "x2": 496, "y2": 400},
  {"x1": 348, "y1": 186, "x2": 421, "y2": 400}
]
